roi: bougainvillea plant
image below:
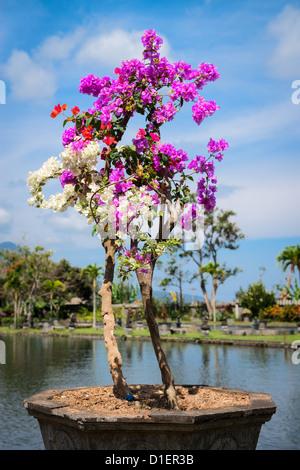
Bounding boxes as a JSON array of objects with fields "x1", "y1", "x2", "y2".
[{"x1": 27, "y1": 29, "x2": 228, "y2": 409}]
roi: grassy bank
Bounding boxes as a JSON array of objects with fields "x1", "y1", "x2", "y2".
[{"x1": 1, "y1": 325, "x2": 299, "y2": 347}]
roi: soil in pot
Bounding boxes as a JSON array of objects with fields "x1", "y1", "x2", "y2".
[{"x1": 51, "y1": 384, "x2": 252, "y2": 417}]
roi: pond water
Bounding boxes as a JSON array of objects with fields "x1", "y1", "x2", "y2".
[{"x1": 0, "y1": 333, "x2": 299, "y2": 450}]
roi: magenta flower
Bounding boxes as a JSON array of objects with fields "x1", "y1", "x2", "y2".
[
  {"x1": 60, "y1": 170, "x2": 78, "y2": 188},
  {"x1": 62, "y1": 127, "x2": 77, "y2": 147},
  {"x1": 192, "y1": 97, "x2": 220, "y2": 125}
]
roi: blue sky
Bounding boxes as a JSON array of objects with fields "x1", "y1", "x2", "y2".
[{"x1": 0, "y1": 0, "x2": 300, "y2": 301}]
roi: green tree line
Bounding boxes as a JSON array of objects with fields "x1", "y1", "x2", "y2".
[
  {"x1": 0, "y1": 244, "x2": 141, "y2": 328},
  {"x1": 0, "y1": 245, "x2": 95, "y2": 326}
]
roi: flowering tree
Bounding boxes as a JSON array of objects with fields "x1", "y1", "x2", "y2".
[{"x1": 27, "y1": 29, "x2": 228, "y2": 408}]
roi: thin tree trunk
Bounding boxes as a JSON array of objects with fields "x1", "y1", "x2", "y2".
[
  {"x1": 179, "y1": 269, "x2": 183, "y2": 316},
  {"x1": 13, "y1": 292, "x2": 18, "y2": 329},
  {"x1": 211, "y1": 277, "x2": 218, "y2": 330},
  {"x1": 287, "y1": 265, "x2": 294, "y2": 289},
  {"x1": 136, "y1": 262, "x2": 179, "y2": 410},
  {"x1": 92, "y1": 279, "x2": 96, "y2": 329},
  {"x1": 200, "y1": 276, "x2": 213, "y2": 317},
  {"x1": 99, "y1": 238, "x2": 131, "y2": 398},
  {"x1": 198, "y1": 249, "x2": 213, "y2": 318}
]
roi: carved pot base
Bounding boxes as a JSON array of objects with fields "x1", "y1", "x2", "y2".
[{"x1": 23, "y1": 385, "x2": 276, "y2": 450}]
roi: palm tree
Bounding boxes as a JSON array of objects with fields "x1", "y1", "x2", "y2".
[
  {"x1": 42, "y1": 279, "x2": 66, "y2": 321},
  {"x1": 82, "y1": 263, "x2": 103, "y2": 328},
  {"x1": 276, "y1": 245, "x2": 300, "y2": 289}
]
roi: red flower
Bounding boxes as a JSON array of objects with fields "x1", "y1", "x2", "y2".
[
  {"x1": 103, "y1": 136, "x2": 117, "y2": 146},
  {"x1": 81, "y1": 125, "x2": 93, "y2": 140},
  {"x1": 136, "y1": 128, "x2": 146, "y2": 139},
  {"x1": 71, "y1": 106, "x2": 80, "y2": 115},
  {"x1": 50, "y1": 103, "x2": 67, "y2": 118},
  {"x1": 150, "y1": 132, "x2": 160, "y2": 142},
  {"x1": 103, "y1": 130, "x2": 117, "y2": 146},
  {"x1": 101, "y1": 147, "x2": 108, "y2": 160},
  {"x1": 101, "y1": 123, "x2": 111, "y2": 130}
]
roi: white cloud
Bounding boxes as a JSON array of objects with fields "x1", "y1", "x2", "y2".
[
  {"x1": 76, "y1": 28, "x2": 171, "y2": 66},
  {"x1": 3, "y1": 50, "x2": 56, "y2": 102},
  {"x1": 0, "y1": 208, "x2": 11, "y2": 226},
  {"x1": 50, "y1": 211, "x2": 89, "y2": 232},
  {"x1": 2, "y1": 27, "x2": 172, "y2": 103},
  {"x1": 169, "y1": 99, "x2": 300, "y2": 148},
  {"x1": 267, "y1": 5, "x2": 300, "y2": 79},
  {"x1": 35, "y1": 29, "x2": 85, "y2": 61},
  {"x1": 217, "y1": 170, "x2": 300, "y2": 239}
]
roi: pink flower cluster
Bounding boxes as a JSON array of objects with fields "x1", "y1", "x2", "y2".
[
  {"x1": 109, "y1": 168, "x2": 133, "y2": 194},
  {"x1": 181, "y1": 204, "x2": 201, "y2": 230},
  {"x1": 57, "y1": 29, "x2": 228, "y2": 253},
  {"x1": 207, "y1": 138, "x2": 229, "y2": 162},
  {"x1": 192, "y1": 97, "x2": 220, "y2": 125},
  {"x1": 186, "y1": 137, "x2": 229, "y2": 211},
  {"x1": 197, "y1": 177, "x2": 218, "y2": 212},
  {"x1": 59, "y1": 170, "x2": 78, "y2": 188},
  {"x1": 62, "y1": 127, "x2": 77, "y2": 146},
  {"x1": 75, "y1": 30, "x2": 221, "y2": 133},
  {"x1": 141, "y1": 28, "x2": 163, "y2": 62},
  {"x1": 123, "y1": 247, "x2": 152, "y2": 273},
  {"x1": 152, "y1": 143, "x2": 189, "y2": 177}
]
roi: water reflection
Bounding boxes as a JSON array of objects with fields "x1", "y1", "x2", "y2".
[{"x1": 0, "y1": 334, "x2": 299, "y2": 450}]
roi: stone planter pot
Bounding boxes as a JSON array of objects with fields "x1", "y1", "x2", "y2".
[{"x1": 24, "y1": 385, "x2": 276, "y2": 450}]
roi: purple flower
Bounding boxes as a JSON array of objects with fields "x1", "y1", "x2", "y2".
[
  {"x1": 62, "y1": 127, "x2": 77, "y2": 147},
  {"x1": 152, "y1": 143, "x2": 188, "y2": 176},
  {"x1": 207, "y1": 138, "x2": 229, "y2": 162},
  {"x1": 132, "y1": 137, "x2": 149, "y2": 154},
  {"x1": 196, "y1": 177, "x2": 217, "y2": 211},
  {"x1": 109, "y1": 168, "x2": 132, "y2": 193},
  {"x1": 153, "y1": 101, "x2": 177, "y2": 124},
  {"x1": 192, "y1": 97, "x2": 220, "y2": 125},
  {"x1": 188, "y1": 155, "x2": 214, "y2": 176},
  {"x1": 79, "y1": 74, "x2": 111, "y2": 97},
  {"x1": 141, "y1": 89, "x2": 153, "y2": 106},
  {"x1": 60, "y1": 171, "x2": 78, "y2": 188},
  {"x1": 141, "y1": 29, "x2": 163, "y2": 62},
  {"x1": 207, "y1": 137, "x2": 229, "y2": 153},
  {"x1": 71, "y1": 139, "x2": 89, "y2": 153},
  {"x1": 170, "y1": 81, "x2": 198, "y2": 103}
]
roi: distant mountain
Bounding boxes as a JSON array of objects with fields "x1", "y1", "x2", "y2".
[
  {"x1": 137, "y1": 289, "x2": 204, "y2": 303},
  {"x1": 0, "y1": 241, "x2": 17, "y2": 251}
]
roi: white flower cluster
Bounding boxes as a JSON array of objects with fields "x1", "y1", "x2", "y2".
[
  {"x1": 27, "y1": 140, "x2": 161, "y2": 241},
  {"x1": 27, "y1": 156, "x2": 62, "y2": 208},
  {"x1": 27, "y1": 156, "x2": 62, "y2": 193},
  {"x1": 43, "y1": 184, "x2": 78, "y2": 212},
  {"x1": 60, "y1": 140, "x2": 99, "y2": 175},
  {"x1": 27, "y1": 141, "x2": 100, "y2": 212}
]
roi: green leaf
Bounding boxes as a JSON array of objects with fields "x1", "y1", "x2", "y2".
[
  {"x1": 135, "y1": 103, "x2": 145, "y2": 115},
  {"x1": 85, "y1": 116, "x2": 93, "y2": 127}
]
